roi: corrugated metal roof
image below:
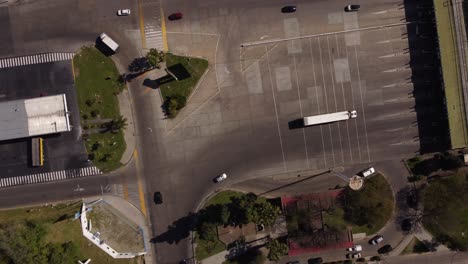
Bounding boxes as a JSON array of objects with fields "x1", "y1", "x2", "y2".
[{"x1": 0, "y1": 94, "x2": 71, "y2": 141}]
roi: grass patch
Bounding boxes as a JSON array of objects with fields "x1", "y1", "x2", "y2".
[
  {"x1": 402, "y1": 237, "x2": 430, "y2": 254},
  {"x1": 195, "y1": 234, "x2": 226, "y2": 261},
  {"x1": 0, "y1": 202, "x2": 139, "y2": 264},
  {"x1": 159, "y1": 53, "x2": 209, "y2": 118},
  {"x1": 73, "y1": 46, "x2": 126, "y2": 172},
  {"x1": 204, "y1": 191, "x2": 245, "y2": 208},
  {"x1": 422, "y1": 172, "x2": 468, "y2": 250},
  {"x1": 84, "y1": 131, "x2": 126, "y2": 172}
]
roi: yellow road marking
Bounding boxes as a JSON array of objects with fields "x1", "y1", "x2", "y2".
[
  {"x1": 138, "y1": 179, "x2": 148, "y2": 217},
  {"x1": 71, "y1": 57, "x2": 76, "y2": 80},
  {"x1": 133, "y1": 150, "x2": 148, "y2": 217},
  {"x1": 123, "y1": 181, "x2": 129, "y2": 201},
  {"x1": 138, "y1": 0, "x2": 147, "y2": 49},
  {"x1": 160, "y1": 7, "x2": 168, "y2": 51}
]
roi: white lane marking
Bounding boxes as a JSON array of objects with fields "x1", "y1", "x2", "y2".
[
  {"x1": 293, "y1": 55, "x2": 310, "y2": 169},
  {"x1": 335, "y1": 34, "x2": 354, "y2": 164},
  {"x1": 266, "y1": 46, "x2": 287, "y2": 173},
  {"x1": 309, "y1": 38, "x2": 328, "y2": 168},
  {"x1": 318, "y1": 37, "x2": 336, "y2": 166},
  {"x1": 327, "y1": 36, "x2": 345, "y2": 164},
  {"x1": 353, "y1": 46, "x2": 371, "y2": 162},
  {"x1": 241, "y1": 21, "x2": 412, "y2": 47}
]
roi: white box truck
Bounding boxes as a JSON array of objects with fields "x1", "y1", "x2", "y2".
[
  {"x1": 303, "y1": 110, "x2": 357, "y2": 126},
  {"x1": 100, "y1": 33, "x2": 119, "y2": 52}
]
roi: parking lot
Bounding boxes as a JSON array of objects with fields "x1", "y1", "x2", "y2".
[
  {"x1": 164, "y1": 0, "x2": 444, "y2": 178},
  {"x1": 0, "y1": 61, "x2": 90, "y2": 179}
]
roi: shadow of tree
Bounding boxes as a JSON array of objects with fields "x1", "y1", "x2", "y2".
[{"x1": 151, "y1": 212, "x2": 197, "y2": 244}]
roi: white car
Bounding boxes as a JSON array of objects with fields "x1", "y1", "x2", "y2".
[
  {"x1": 362, "y1": 167, "x2": 375, "y2": 177},
  {"x1": 117, "y1": 9, "x2": 131, "y2": 16},
  {"x1": 214, "y1": 173, "x2": 227, "y2": 183},
  {"x1": 369, "y1": 235, "x2": 384, "y2": 245},
  {"x1": 347, "y1": 253, "x2": 361, "y2": 259},
  {"x1": 346, "y1": 245, "x2": 362, "y2": 252}
]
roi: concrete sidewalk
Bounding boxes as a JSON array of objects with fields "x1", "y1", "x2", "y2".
[{"x1": 83, "y1": 195, "x2": 154, "y2": 264}]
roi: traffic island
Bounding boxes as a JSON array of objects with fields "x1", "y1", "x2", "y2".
[
  {"x1": 159, "y1": 53, "x2": 208, "y2": 119},
  {"x1": 73, "y1": 46, "x2": 127, "y2": 172}
]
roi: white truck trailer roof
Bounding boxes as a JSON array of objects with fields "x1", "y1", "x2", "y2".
[
  {"x1": 303, "y1": 110, "x2": 357, "y2": 126},
  {"x1": 0, "y1": 94, "x2": 71, "y2": 141},
  {"x1": 100, "y1": 33, "x2": 119, "y2": 52}
]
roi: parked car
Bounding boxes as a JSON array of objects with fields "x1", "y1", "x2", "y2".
[
  {"x1": 344, "y1": 5, "x2": 360, "y2": 12},
  {"x1": 361, "y1": 167, "x2": 375, "y2": 177},
  {"x1": 347, "y1": 245, "x2": 362, "y2": 252},
  {"x1": 287, "y1": 261, "x2": 300, "y2": 264},
  {"x1": 154, "y1": 191, "x2": 163, "y2": 204},
  {"x1": 168, "y1": 12, "x2": 183, "y2": 20},
  {"x1": 307, "y1": 257, "x2": 323, "y2": 264},
  {"x1": 369, "y1": 235, "x2": 384, "y2": 245},
  {"x1": 378, "y1": 244, "x2": 393, "y2": 254},
  {"x1": 401, "y1": 218, "x2": 413, "y2": 231},
  {"x1": 347, "y1": 253, "x2": 362, "y2": 259},
  {"x1": 281, "y1": 6, "x2": 297, "y2": 13},
  {"x1": 117, "y1": 9, "x2": 131, "y2": 16},
  {"x1": 214, "y1": 173, "x2": 227, "y2": 183}
]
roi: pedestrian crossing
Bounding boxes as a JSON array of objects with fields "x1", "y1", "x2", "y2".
[
  {"x1": 0, "y1": 52, "x2": 75, "y2": 69},
  {"x1": 144, "y1": 25, "x2": 164, "y2": 51},
  {"x1": 0, "y1": 166, "x2": 102, "y2": 188}
]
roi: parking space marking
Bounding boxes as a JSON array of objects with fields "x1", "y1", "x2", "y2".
[
  {"x1": 266, "y1": 46, "x2": 287, "y2": 173},
  {"x1": 309, "y1": 38, "x2": 327, "y2": 168},
  {"x1": 318, "y1": 38, "x2": 336, "y2": 166},
  {"x1": 327, "y1": 36, "x2": 345, "y2": 164},
  {"x1": 0, "y1": 166, "x2": 102, "y2": 188},
  {"x1": 293, "y1": 55, "x2": 310, "y2": 169},
  {"x1": 335, "y1": 34, "x2": 354, "y2": 164},
  {"x1": 353, "y1": 46, "x2": 371, "y2": 162}
]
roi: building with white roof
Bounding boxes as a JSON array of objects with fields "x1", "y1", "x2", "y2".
[{"x1": 0, "y1": 94, "x2": 71, "y2": 141}]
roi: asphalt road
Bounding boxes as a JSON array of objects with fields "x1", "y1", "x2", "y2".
[
  {"x1": 0, "y1": 1, "x2": 448, "y2": 264},
  {"x1": 146, "y1": 0, "x2": 442, "y2": 262}
]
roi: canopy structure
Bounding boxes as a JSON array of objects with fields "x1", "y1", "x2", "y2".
[{"x1": 0, "y1": 94, "x2": 71, "y2": 141}]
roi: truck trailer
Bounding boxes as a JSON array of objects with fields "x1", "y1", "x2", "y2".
[
  {"x1": 100, "y1": 33, "x2": 119, "y2": 52},
  {"x1": 303, "y1": 110, "x2": 357, "y2": 126}
]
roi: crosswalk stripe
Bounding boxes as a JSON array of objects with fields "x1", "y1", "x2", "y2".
[{"x1": 0, "y1": 166, "x2": 102, "y2": 188}]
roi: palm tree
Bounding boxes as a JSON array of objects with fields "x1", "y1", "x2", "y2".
[{"x1": 107, "y1": 116, "x2": 127, "y2": 133}]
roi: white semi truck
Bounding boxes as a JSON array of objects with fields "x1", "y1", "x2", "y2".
[
  {"x1": 100, "y1": 33, "x2": 119, "y2": 52},
  {"x1": 303, "y1": 110, "x2": 357, "y2": 126}
]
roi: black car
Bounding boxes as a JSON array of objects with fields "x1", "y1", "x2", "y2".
[
  {"x1": 308, "y1": 257, "x2": 323, "y2": 264},
  {"x1": 154, "y1": 191, "x2": 163, "y2": 204},
  {"x1": 282, "y1": 6, "x2": 297, "y2": 13},
  {"x1": 378, "y1": 244, "x2": 393, "y2": 254},
  {"x1": 401, "y1": 218, "x2": 413, "y2": 231},
  {"x1": 344, "y1": 5, "x2": 360, "y2": 12}
]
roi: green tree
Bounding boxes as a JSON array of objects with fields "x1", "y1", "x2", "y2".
[
  {"x1": 251, "y1": 202, "x2": 281, "y2": 226},
  {"x1": 146, "y1": 48, "x2": 165, "y2": 68},
  {"x1": 220, "y1": 205, "x2": 231, "y2": 225},
  {"x1": 266, "y1": 239, "x2": 288, "y2": 261},
  {"x1": 198, "y1": 222, "x2": 218, "y2": 241},
  {"x1": 440, "y1": 152, "x2": 463, "y2": 171},
  {"x1": 0, "y1": 221, "x2": 49, "y2": 264}
]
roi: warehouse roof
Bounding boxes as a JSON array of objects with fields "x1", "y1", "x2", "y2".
[{"x1": 0, "y1": 94, "x2": 71, "y2": 141}]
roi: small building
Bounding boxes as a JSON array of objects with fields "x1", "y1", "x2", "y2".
[{"x1": 0, "y1": 94, "x2": 71, "y2": 141}]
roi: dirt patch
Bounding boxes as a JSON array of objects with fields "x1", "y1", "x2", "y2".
[{"x1": 87, "y1": 202, "x2": 145, "y2": 253}]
